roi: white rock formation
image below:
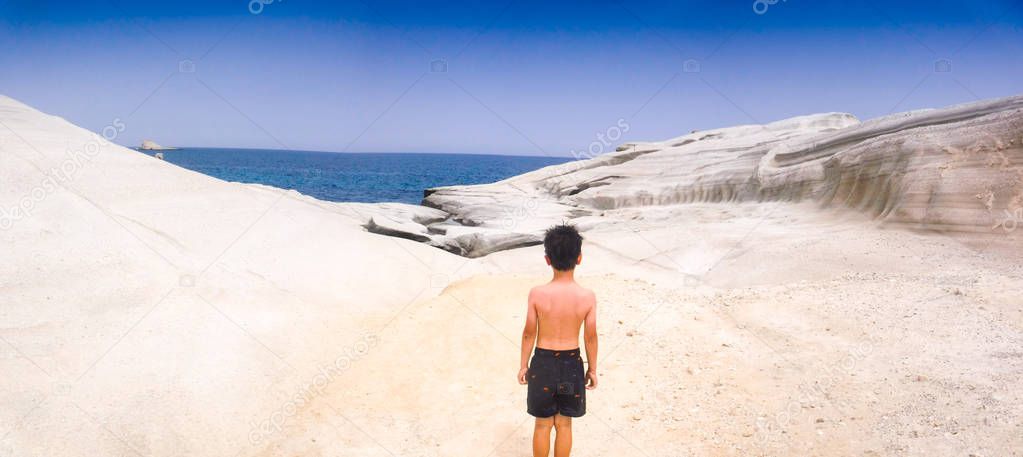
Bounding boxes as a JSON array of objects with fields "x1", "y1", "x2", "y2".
[
  {"x1": 358, "y1": 96, "x2": 1023, "y2": 256},
  {"x1": 0, "y1": 94, "x2": 466, "y2": 457}
]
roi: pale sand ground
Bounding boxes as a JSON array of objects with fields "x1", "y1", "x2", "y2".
[
  {"x1": 255, "y1": 203, "x2": 1023, "y2": 457},
  {"x1": 2, "y1": 95, "x2": 1021, "y2": 456}
]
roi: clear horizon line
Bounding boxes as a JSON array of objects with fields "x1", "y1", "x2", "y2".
[{"x1": 124, "y1": 144, "x2": 582, "y2": 159}]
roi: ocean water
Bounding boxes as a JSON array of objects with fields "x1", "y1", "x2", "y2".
[{"x1": 138, "y1": 148, "x2": 572, "y2": 204}]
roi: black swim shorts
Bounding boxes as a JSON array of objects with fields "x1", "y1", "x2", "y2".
[{"x1": 526, "y1": 347, "x2": 586, "y2": 418}]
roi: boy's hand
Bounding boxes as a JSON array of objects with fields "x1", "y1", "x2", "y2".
[
  {"x1": 585, "y1": 370, "x2": 598, "y2": 390},
  {"x1": 518, "y1": 367, "x2": 529, "y2": 385}
]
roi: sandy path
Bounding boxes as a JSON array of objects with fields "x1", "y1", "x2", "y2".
[{"x1": 251, "y1": 202, "x2": 1022, "y2": 456}]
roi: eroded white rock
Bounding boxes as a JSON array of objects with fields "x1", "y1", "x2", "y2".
[{"x1": 374, "y1": 96, "x2": 1023, "y2": 256}]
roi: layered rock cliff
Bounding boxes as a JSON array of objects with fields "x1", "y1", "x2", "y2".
[{"x1": 363, "y1": 96, "x2": 1023, "y2": 256}]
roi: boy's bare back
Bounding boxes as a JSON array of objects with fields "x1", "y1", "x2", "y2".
[
  {"x1": 520, "y1": 224, "x2": 596, "y2": 456},
  {"x1": 528, "y1": 282, "x2": 596, "y2": 351}
]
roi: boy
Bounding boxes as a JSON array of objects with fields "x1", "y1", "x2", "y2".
[{"x1": 518, "y1": 224, "x2": 598, "y2": 457}]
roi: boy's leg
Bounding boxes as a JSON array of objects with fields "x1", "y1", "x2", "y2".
[
  {"x1": 553, "y1": 414, "x2": 572, "y2": 457},
  {"x1": 533, "y1": 416, "x2": 554, "y2": 457}
]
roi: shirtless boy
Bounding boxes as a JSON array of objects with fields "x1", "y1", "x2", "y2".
[{"x1": 518, "y1": 224, "x2": 598, "y2": 457}]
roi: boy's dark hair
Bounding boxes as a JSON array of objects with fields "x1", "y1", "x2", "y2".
[{"x1": 543, "y1": 224, "x2": 583, "y2": 271}]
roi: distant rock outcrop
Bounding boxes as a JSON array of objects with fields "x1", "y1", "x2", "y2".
[
  {"x1": 140, "y1": 139, "x2": 176, "y2": 150},
  {"x1": 363, "y1": 95, "x2": 1023, "y2": 257}
]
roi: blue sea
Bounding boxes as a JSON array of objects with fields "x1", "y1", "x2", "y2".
[{"x1": 138, "y1": 148, "x2": 572, "y2": 204}]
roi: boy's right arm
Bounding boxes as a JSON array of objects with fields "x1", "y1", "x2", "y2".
[
  {"x1": 518, "y1": 288, "x2": 538, "y2": 384},
  {"x1": 583, "y1": 291, "x2": 598, "y2": 390}
]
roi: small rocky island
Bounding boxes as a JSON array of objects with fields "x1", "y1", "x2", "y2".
[{"x1": 139, "y1": 139, "x2": 177, "y2": 150}]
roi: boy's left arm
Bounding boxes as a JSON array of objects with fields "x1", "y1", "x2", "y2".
[
  {"x1": 518, "y1": 289, "x2": 538, "y2": 384},
  {"x1": 583, "y1": 291, "x2": 598, "y2": 390}
]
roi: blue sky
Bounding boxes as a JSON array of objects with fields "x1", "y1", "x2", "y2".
[{"x1": 1, "y1": 0, "x2": 1020, "y2": 156}]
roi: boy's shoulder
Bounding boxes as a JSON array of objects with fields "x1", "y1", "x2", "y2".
[
  {"x1": 527, "y1": 284, "x2": 548, "y2": 300},
  {"x1": 577, "y1": 284, "x2": 596, "y2": 303},
  {"x1": 567, "y1": 282, "x2": 595, "y2": 298}
]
